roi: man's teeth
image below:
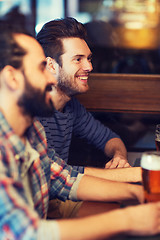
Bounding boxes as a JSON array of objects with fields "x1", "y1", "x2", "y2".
[{"x1": 79, "y1": 76, "x2": 88, "y2": 80}]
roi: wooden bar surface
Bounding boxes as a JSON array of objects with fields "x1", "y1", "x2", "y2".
[{"x1": 76, "y1": 73, "x2": 160, "y2": 114}]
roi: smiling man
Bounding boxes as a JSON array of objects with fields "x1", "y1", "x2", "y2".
[{"x1": 37, "y1": 17, "x2": 130, "y2": 171}]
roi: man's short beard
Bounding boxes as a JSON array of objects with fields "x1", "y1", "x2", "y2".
[
  {"x1": 57, "y1": 81, "x2": 78, "y2": 97},
  {"x1": 18, "y1": 73, "x2": 55, "y2": 118},
  {"x1": 57, "y1": 69, "x2": 79, "y2": 97}
]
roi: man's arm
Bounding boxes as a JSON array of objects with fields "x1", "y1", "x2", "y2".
[
  {"x1": 76, "y1": 174, "x2": 143, "y2": 203},
  {"x1": 56, "y1": 202, "x2": 160, "y2": 240},
  {"x1": 104, "y1": 137, "x2": 130, "y2": 168},
  {"x1": 38, "y1": 174, "x2": 160, "y2": 240},
  {"x1": 84, "y1": 166, "x2": 142, "y2": 183},
  {"x1": 72, "y1": 98, "x2": 129, "y2": 169}
]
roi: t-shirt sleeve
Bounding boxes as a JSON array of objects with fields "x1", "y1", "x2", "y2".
[{"x1": 72, "y1": 98, "x2": 120, "y2": 151}]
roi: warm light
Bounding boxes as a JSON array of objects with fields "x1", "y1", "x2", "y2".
[{"x1": 125, "y1": 22, "x2": 144, "y2": 29}]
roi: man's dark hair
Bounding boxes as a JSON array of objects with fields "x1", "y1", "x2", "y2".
[
  {"x1": 0, "y1": 20, "x2": 30, "y2": 71},
  {"x1": 36, "y1": 17, "x2": 87, "y2": 66}
]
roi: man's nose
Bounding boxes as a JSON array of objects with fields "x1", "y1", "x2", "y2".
[
  {"x1": 47, "y1": 69, "x2": 57, "y2": 86},
  {"x1": 83, "y1": 60, "x2": 93, "y2": 72}
]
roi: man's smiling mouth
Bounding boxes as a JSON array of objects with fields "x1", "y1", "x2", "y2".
[{"x1": 77, "y1": 75, "x2": 88, "y2": 82}]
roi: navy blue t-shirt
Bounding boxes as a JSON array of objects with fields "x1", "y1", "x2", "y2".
[{"x1": 40, "y1": 97, "x2": 119, "y2": 173}]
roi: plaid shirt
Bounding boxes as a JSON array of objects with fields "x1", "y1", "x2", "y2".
[{"x1": 0, "y1": 112, "x2": 79, "y2": 239}]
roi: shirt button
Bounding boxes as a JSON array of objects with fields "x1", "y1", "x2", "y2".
[{"x1": 15, "y1": 154, "x2": 20, "y2": 160}]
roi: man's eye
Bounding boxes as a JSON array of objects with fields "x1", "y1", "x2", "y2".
[{"x1": 75, "y1": 58, "x2": 81, "y2": 62}]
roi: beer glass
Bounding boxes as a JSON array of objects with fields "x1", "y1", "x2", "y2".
[
  {"x1": 155, "y1": 124, "x2": 160, "y2": 151},
  {"x1": 140, "y1": 151, "x2": 160, "y2": 202}
]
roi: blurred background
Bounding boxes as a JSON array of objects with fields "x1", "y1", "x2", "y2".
[
  {"x1": 1, "y1": 0, "x2": 160, "y2": 166},
  {"x1": 1, "y1": 0, "x2": 160, "y2": 74}
]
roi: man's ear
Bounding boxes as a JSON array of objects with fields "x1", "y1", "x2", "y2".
[
  {"x1": 46, "y1": 57, "x2": 58, "y2": 75},
  {"x1": 2, "y1": 65, "x2": 21, "y2": 90}
]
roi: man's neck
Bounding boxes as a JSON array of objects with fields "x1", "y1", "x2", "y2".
[
  {"x1": 0, "y1": 103, "x2": 32, "y2": 143},
  {"x1": 51, "y1": 86, "x2": 71, "y2": 112}
]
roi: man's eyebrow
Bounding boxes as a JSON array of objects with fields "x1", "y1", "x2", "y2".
[
  {"x1": 72, "y1": 54, "x2": 84, "y2": 58},
  {"x1": 72, "y1": 53, "x2": 93, "y2": 58}
]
